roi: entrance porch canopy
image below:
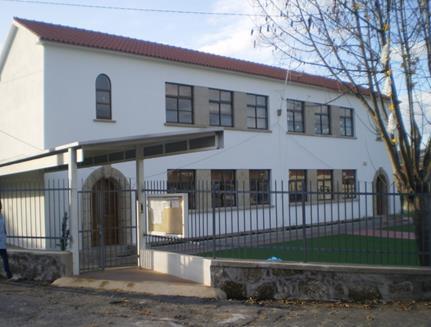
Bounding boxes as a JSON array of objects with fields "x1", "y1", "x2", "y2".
[
  {"x1": 0, "y1": 128, "x2": 224, "y2": 275},
  {"x1": 0, "y1": 128, "x2": 224, "y2": 176}
]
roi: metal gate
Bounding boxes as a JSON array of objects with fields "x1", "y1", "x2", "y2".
[{"x1": 78, "y1": 180, "x2": 138, "y2": 273}]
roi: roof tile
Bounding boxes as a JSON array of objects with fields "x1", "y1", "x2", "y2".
[{"x1": 14, "y1": 17, "x2": 362, "y2": 94}]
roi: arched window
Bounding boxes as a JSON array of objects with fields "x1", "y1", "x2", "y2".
[{"x1": 96, "y1": 74, "x2": 112, "y2": 120}]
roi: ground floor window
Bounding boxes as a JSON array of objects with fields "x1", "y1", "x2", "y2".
[
  {"x1": 289, "y1": 170, "x2": 307, "y2": 203},
  {"x1": 211, "y1": 170, "x2": 236, "y2": 208},
  {"x1": 167, "y1": 169, "x2": 196, "y2": 209},
  {"x1": 317, "y1": 170, "x2": 333, "y2": 200},
  {"x1": 249, "y1": 170, "x2": 270, "y2": 205},
  {"x1": 342, "y1": 170, "x2": 356, "y2": 199}
]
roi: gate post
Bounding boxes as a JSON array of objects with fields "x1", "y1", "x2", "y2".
[
  {"x1": 68, "y1": 148, "x2": 80, "y2": 275},
  {"x1": 301, "y1": 180, "x2": 307, "y2": 262},
  {"x1": 136, "y1": 147, "x2": 145, "y2": 267}
]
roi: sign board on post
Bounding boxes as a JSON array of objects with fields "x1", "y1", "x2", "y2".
[{"x1": 146, "y1": 193, "x2": 188, "y2": 238}]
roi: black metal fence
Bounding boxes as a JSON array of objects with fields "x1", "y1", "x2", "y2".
[
  {"x1": 1, "y1": 178, "x2": 429, "y2": 269},
  {"x1": 78, "y1": 181, "x2": 137, "y2": 272},
  {"x1": 143, "y1": 180, "x2": 430, "y2": 267},
  {"x1": 0, "y1": 179, "x2": 138, "y2": 273},
  {"x1": 0, "y1": 180, "x2": 69, "y2": 250}
]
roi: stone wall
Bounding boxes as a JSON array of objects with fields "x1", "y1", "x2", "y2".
[
  {"x1": 1, "y1": 249, "x2": 73, "y2": 281},
  {"x1": 211, "y1": 260, "x2": 431, "y2": 301}
]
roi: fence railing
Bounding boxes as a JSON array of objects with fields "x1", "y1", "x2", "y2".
[
  {"x1": 1, "y1": 178, "x2": 429, "y2": 268},
  {"x1": 78, "y1": 184, "x2": 138, "y2": 272},
  {"x1": 0, "y1": 180, "x2": 70, "y2": 250},
  {"x1": 143, "y1": 180, "x2": 430, "y2": 267}
]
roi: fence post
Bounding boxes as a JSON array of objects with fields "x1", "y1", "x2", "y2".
[
  {"x1": 212, "y1": 184, "x2": 216, "y2": 259},
  {"x1": 135, "y1": 147, "x2": 145, "y2": 268},
  {"x1": 302, "y1": 180, "x2": 307, "y2": 262},
  {"x1": 67, "y1": 148, "x2": 80, "y2": 275}
]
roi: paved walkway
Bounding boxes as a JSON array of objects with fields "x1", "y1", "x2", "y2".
[
  {"x1": 53, "y1": 267, "x2": 225, "y2": 299},
  {"x1": 350, "y1": 229, "x2": 416, "y2": 240},
  {"x1": 148, "y1": 217, "x2": 414, "y2": 255},
  {"x1": 81, "y1": 267, "x2": 195, "y2": 283}
]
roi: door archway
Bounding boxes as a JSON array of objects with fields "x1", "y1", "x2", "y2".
[
  {"x1": 79, "y1": 166, "x2": 136, "y2": 272},
  {"x1": 373, "y1": 168, "x2": 389, "y2": 216},
  {"x1": 92, "y1": 177, "x2": 119, "y2": 246}
]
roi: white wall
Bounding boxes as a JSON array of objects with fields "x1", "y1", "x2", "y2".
[
  {"x1": 141, "y1": 249, "x2": 212, "y2": 286},
  {"x1": 0, "y1": 172, "x2": 49, "y2": 249},
  {"x1": 42, "y1": 43, "x2": 393, "y2": 185},
  {"x1": 0, "y1": 25, "x2": 44, "y2": 162}
]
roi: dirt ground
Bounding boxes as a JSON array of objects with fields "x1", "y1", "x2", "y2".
[{"x1": 0, "y1": 280, "x2": 430, "y2": 327}]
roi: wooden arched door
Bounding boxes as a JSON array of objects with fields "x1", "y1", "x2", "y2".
[
  {"x1": 92, "y1": 178, "x2": 119, "y2": 246},
  {"x1": 375, "y1": 174, "x2": 388, "y2": 216}
]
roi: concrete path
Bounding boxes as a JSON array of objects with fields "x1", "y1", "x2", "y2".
[
  {"x1": 350, "y1": 229, "x2": 416, "y2": 240},
  {"x1": 53, "y1": 267, "x2": 225, "y2": 300}
]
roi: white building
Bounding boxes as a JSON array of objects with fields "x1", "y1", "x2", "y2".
[{"x1": 0, "y1": 18, "x2": 396, "y2": 273}]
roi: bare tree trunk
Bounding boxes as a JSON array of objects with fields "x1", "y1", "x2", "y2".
[
  {"x1": 253, "y1": 0, "x2": 431, "y2": 266},
  {"x1": 407, "y1": 192, "x2": 431, "y2": 266}
]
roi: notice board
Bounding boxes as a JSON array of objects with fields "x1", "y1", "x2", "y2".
[{"x1": 146, "y1": 194, "x2": 188, "y2": 237}]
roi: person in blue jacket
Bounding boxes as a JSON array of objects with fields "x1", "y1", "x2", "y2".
[{"x1": 0, "y1": 201, "x2": 12, "y2": 279}]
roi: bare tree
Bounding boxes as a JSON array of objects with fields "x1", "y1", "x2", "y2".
[{"x1": 253, "y1": 0, "x2": 431, "y2": 265}]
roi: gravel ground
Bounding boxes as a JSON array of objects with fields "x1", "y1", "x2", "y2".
[{"x1": 0, "y1": 280, "x2": 430, "y2": 326}]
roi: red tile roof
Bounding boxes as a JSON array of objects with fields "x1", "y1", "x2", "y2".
[{"x1": 14, "y1": 17, "x2": 362, "y2": 94}]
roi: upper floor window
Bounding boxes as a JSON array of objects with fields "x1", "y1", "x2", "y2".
[
  {"x1": 287, "y1": 100, "x2": 304, "y2": 133},
  {"x1": 96, "y1": 74, "x2": 112, "y2": 120},
  {"x1": 211, "y1": 170, "x2": 236, "y2": 207},
  {"x1": 209, "y1": 89, "x2": 233, "y2": 127},
  {"x1": 247, "y1": 94, "x2": 268, "y2": 129},
  {"x1": 289, "y1": 170, "x2": 307, "y2": 203},
  {"x1": 317, "y1": 170, "x2": 333, "y2": 200},
  {"x1": 342, "y1": 170, "x2": 356, "y2": 199},
  {"x1": 314, "y1": 105, "x2": 331, "y2": 135},
  {"x1": 339, "y1": 107, "x2": 354, "y2": 137},
  {"x1": 167, "y1": 169, "x2": 196, "y2": 209},
  {"x1": 250, "y1": 170, "x2": 270, "y2": 205},
  {"x1": 166, "y1": 83, "x2": 193, "y2": 124}
]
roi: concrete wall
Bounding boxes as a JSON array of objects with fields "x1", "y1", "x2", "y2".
[
  {"x1": 129, "y1": 250, "x2": 431, "y2": 302},
  {"x1": 0, "y1": 25, "x2": 44, "y2": 162},
  {"x1": 41, "y1": 41, "x2": 393, "y2": 188},
  {"x1": 0, "y1": 25, "x2": 397, "y2": 253},
  {"x1": 211, "y1": 260, "x2": 431, "y2": 301},
  {"x1": 141, "y1": 249, "x2": 212, "y2": 286},
  {"x1": 39, "y1": 41, "x2": 398, "y2": 244},
  {"x1": 4, "y1": 249, "x2": 72, "y2": 281}
]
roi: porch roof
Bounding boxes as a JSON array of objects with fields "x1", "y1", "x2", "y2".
[{"x1": 0, "y1": 128, "x2": 224, "y2": 177}]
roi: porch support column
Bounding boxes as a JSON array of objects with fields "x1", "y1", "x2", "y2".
[
  {"x1": 135, "y1": 146, "x2": 145, "y2": 267},
  {"x1": 68, "y1": 148, "x2": 79, "y2": 275}
]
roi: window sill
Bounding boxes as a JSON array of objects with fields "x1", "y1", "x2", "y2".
[
  {"x1": 337, "y1": 135, "x2": 357, "y2": 140},
  {"x1": 224, "y1": 127, "x2": 272, "y2": 133},
  {"x1": 289, "y1": 197, "x2": 359, "y2": 206},
  {"x1": 165, "y1": 122, "x2": 272, "y2": 133},
  {"x1": 94, "y1": 119, "x2": 116, "y2": 123},
  {"x1": 165, "y1": 122, "x2": 207, "y2": 128},
  {"x1": 190, "y1": 204, "x2": 274, "y2": 213},
  {"x1": 286, "y1": 132, "x2": 356, "y2": 140}
]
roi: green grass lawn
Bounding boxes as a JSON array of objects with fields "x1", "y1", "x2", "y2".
[
  {"x1": 201, "y1": 234, "x2": 419, "y2": 266},
  {"x1": 384, "y1": 224, "x2": 416, "y2": 233}
]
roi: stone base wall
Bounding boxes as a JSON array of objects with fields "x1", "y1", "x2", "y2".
[
  {"x1": 1, "y1": 249, "x2": 73, "y2": 281},
  {"x1": 211, "y1": 260, "x2": 431, "y2": 301}
]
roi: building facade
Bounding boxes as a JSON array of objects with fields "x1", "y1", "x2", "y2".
[{"x1": 0, "y1": 19, "x2": 395, "y2": 256}]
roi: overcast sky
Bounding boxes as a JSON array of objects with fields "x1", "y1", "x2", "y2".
[{"x1": 0, "y1": 0, "x2": 276, "y2": 65}]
